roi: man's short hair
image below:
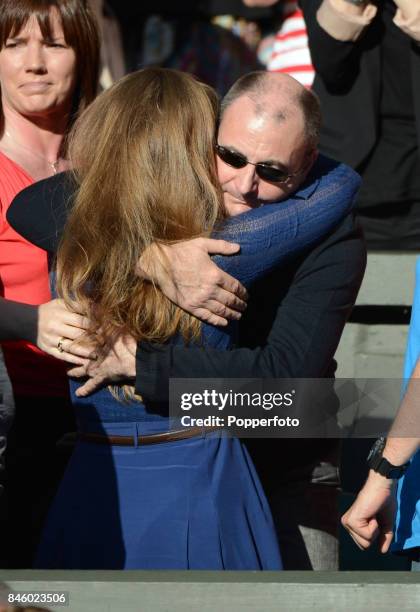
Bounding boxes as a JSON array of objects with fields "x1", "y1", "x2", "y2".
[{"x1": 220, "y1": 71, "x2": 322, "y2": 151}]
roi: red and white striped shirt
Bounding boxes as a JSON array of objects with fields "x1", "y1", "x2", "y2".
[{"x1": 267, "y1": 1, "x2": 314, "y2": 88}]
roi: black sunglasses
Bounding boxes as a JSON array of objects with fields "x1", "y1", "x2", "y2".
[{"x1": 215, "y1": 144, "x2": 300, "y2": 184}]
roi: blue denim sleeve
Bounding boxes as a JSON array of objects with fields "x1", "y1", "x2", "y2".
[{"x1": 211, "y1": 156, "x2": 360, "y2": 287}]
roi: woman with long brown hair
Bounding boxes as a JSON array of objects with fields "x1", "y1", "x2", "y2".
[
  {"x1": 13, "y1": 67, "x2": 360, "y2": 569},
  {"x1": 0, "y1": 0, "x2": 100, "y2": 566}
]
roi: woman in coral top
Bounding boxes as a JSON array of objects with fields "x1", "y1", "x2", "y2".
[{"x1": 0, "y1": 0, "x2": 99, "y2": 567}]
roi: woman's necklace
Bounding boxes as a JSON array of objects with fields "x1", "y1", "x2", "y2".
[{"x1": 3, "y1": 130, "x2": 63, "y2": 175}]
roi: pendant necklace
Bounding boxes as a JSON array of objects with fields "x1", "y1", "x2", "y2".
[{"x1": 4, "y1": 130, "x2": 62, "y2": 175}]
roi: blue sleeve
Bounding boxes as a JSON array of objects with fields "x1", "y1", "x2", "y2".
[{"x1": 211, "y1": 156, "x2": 360, "y2": 287}]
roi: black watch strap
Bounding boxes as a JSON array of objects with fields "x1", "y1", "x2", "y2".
[{"x1": 367, "y1": 438, "x2": 409, "y2": 479}]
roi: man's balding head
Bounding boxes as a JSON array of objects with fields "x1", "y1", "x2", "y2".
[
  {"x1": 220, "y1": 71, "x2": 321, "y2": 151},
  {"x1": 217, "y1": 72, "x2": 320, "y2": 216}
]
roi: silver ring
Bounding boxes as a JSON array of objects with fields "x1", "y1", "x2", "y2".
[{"x1": 57, "y1": 337, "x2": 66, "y2": 353}]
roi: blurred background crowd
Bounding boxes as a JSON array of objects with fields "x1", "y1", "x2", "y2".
[{"x1": 99, "y1": 0, "x2": 420, "y2": 250}]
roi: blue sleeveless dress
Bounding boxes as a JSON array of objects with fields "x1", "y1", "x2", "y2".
[{"x1": 35, "y1": 156, "x2": 360, "y2": 569}]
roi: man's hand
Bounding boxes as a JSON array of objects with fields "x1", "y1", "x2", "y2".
[
  {"x1": 393, "y1": 1, "x2": 420, "y2": 42},
  {"x1": 68, "y1": 333, "x2": 137, "y2": 397},
  {"x1": 341, "y1": 472, "x2": 396, "y2": 553},
  {"x1": 137, "y1": 238, "x2": 248, "y2": 326},
  {"x1": 37, "y1": 298, "x2": 96, "y2": 365}
]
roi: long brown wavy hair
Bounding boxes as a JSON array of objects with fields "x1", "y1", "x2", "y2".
[{"x1": 57, "y1": 68, "x2": 224, "y2": 349}]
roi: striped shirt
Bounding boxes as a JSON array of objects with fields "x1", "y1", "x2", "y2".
[{"x1": 267, "y1": 1, "x2": 314, "y2": 88}]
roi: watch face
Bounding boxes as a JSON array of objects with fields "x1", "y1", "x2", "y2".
[{"x1": 367, "y1": 437, "x2": 386, "y2": 463}]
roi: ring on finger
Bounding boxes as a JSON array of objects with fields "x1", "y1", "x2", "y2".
[{"x1": 57, "y1": 337, "x2": 66, "y2": 353}]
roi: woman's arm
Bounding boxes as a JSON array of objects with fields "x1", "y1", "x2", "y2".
[
  {"x1": 139, "y1": 156, "x2": 360, "y2": 296},
  {"x1": 7, "y1": 172, "x2": 76, "y2": 253},
  {"x1": 210, "y1": 155, "x2": 360, "y2": 286},
  {"x1": 0, "y1": 296, "x2": 96, "y2": 366},
  {"x1": 7, "y1": 155, "x2": 361, "y2": 398},
  {"x1": 8, "y1": 173, "x2": 248, "y2": 325},
  {"x1": 8, "y1": 157, "x2": 360, "y2": 318},
  {"x1": 0, "y1": 297, "x2": 38, "y2": 343}
]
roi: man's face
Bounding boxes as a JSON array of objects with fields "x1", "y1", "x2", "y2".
[{"x1": 217, "y1": 95, "x2": 315, "y2": 216}]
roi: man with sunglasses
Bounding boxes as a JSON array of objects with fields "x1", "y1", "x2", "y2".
[
  {"x1": 214, "y1": 78, "x2": 318, "y2": 219},
  {"x1": 215, "y1": 144, "x2": 308, "y2": 186},
  {"x1": 8, "y1": 71, "x2": 366, "y2": 570}
]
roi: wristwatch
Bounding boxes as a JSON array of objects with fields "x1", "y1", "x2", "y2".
[{"x1": 367, "y1": 437, "x2": 410, "y2": 479}]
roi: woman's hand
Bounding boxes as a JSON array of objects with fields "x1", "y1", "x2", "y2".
[
  {"x1": 68, "y1": 333, "x2": 137, "y2": 397},
  {"x1": 137, "y1": 238, "x2": 248, "y2": 326},
  {"x1": 37, "y1": 298, "x2": 97, "y2": 365}
]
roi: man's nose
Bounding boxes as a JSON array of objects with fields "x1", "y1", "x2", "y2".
[
  {"x1": 236, "y1": 164, "x2": 259, "y2": 195},
  {"x1": 24, "y1": 43, "x2": 47, "y2": 73}
]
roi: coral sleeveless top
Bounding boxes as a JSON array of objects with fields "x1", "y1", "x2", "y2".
[{"x1": 0, "y1": 151, "x2": 67, "y2": 397}]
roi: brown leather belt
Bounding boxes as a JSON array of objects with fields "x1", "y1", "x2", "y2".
[{"x1": 79, "y1": 426, "x2": 222, "y2": 446}]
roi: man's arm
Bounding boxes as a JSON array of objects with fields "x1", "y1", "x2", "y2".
[
  {"x1": 134, "y1": 213, "x2": 366, "y2": 401},
  {"x1": 341, "y1": 364, "x2": 420, "y2": 553}
]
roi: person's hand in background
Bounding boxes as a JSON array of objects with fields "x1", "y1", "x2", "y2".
[{"x1": 393, "y1": 0, "x2": 420, "y2": 42}]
